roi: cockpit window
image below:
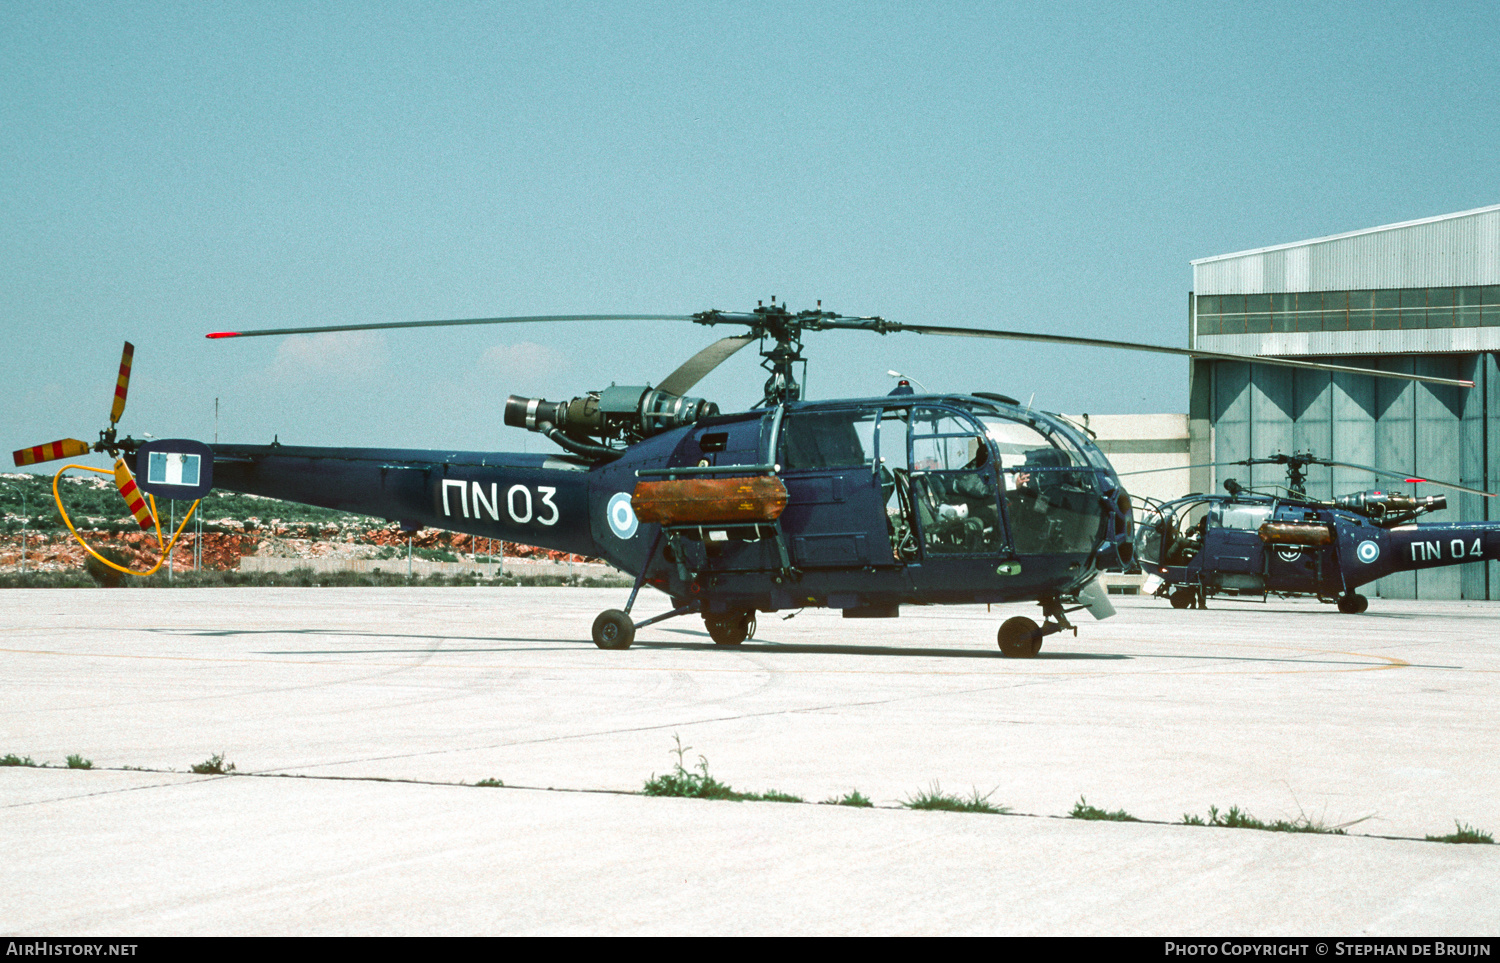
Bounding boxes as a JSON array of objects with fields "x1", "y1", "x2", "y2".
[
  {"x1": 1135, "y1": 499, "x2": 1212, "y2": 566},
  {"x1": 906, "y1": 406, "x2": 1004, "y2": 555},
  {"x1": 781, "y1": 409, "x2": 877, "y2": 471},
  {"x1": 1210, "y1": 503, "x2": 1273, "y2": 532}
]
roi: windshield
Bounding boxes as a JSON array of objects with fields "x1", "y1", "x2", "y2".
[
  {"x1": 978, "y1": 416, "x2": 1086, "y2": 471},
  {"x1": 1135, "y1": 499, "x2": 1212, "y2": 567},
  {"x1": 978, "y1": 413, "x2": 1102, "y2": 554}
]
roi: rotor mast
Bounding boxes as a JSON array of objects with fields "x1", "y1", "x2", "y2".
[{"x1": 692, "y1": 301, "x2": 815, "y2": 406}]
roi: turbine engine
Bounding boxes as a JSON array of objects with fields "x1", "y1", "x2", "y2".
[
  {"x1": 1335, "y1": 490, "x2": 1447, "y2": 524},
  {"x1": 504, "y1": 385, "x2": 718, "y2": 457}
]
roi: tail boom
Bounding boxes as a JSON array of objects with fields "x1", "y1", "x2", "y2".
[
  {"x1": 209, "y1": 444, "x2": 599, "y2": 557},
  {"x1": 1342, "y1": 522, "x2": 1500, "y2": 589}
]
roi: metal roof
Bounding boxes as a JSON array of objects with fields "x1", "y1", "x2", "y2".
[{"x1": 1192, "y1": 204, "x2": 1500, "y2": 294}]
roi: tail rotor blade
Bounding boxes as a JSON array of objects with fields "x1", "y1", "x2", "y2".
[
  {"x1": 113, "y1": 458, "x2": 155, "y2": 530},
  {"x1": 110, "y1": 342, "x2": 134, "y2": 425},
  {"x1": 657, "y1": 335, "x2": 757, "y2": 397},
  {"x1": 13, "y1": 439, "x2": 92, "y2": 467}
]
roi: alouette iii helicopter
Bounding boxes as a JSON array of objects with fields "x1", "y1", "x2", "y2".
[
  {"x1": 1128, "y1": 452, "x2": 1500, "y2": 613},
  {"x1": 14, "y1": 303, "x2": 1477, "y2": 655}
]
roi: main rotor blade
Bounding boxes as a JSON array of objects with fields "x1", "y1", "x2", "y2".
[
  {"x1": 207, "y1": 308, "x2": 1474, "y2": 389},
  {"x1": 1115, "y1": 461, "x2": 1246, "y2": 478},
  {"x1": 657, "y1": 335, "x2": 757, "y2": 396},
  {"x1": 13, "y1": 439, "x2": 91, "y2": 467},
  {"x1": 836, "y1": 320, "x2": 1474, "y2": 389},
  {"x1": 206, "y1": 314, "x2": 694, "y2": 339},
  {"x1": 110, "y1": 341, "x2": 134, "y2": 425},
  {"x1": 1314, "y1": 458, "x2": 1496, "y2": 497},
  {"x1": 1119, "y1": 456, "x2": 1497, "y2": 498}
]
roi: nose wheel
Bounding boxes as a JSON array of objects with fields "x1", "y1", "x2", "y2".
[
  {"x1": 997, "y1": 596, "x2": 1082, "y2": 657},
  {"x1": 998, "y1": 617, "x2": 1042, "y2": 658}
]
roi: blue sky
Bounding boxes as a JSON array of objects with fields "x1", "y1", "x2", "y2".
[{"x1": 3, "y1": 1, "x2": 1497, "y2": 465}]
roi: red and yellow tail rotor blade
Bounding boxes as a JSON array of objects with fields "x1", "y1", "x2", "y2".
[
  {"x1": 13, "y1": 439, "x2": 91, "y2": 467},
  {"x1": 113, "y1": 458, "x2": 155, "y2": 530},
  {"x1": 109, "y1": 341, "x2": 134, "y2": 426}
]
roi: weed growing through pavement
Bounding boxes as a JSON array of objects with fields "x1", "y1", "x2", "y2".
[
  {"x1": 190, "y1": 753, "x2": 236, "y2": 775},
  {"x1": 642, "y1": 735, "x2": 803, "y2": 803},
  {"x1": 1, "y1": 754, "x2": 38, "y2": 767},
  {"x1": 752, "y1": 789, "x2": 804, "y2": 803},
  {"x1": 821, "y1": 790, "x2": 874, "y2": 808},
  {"x1": 65, "y1": 754, "x2": 92, "y2": 770},
  {"x1": 473, "y1": 779, "x2": 505, "y2": 788},
  {"x1": 903, "y1": 782, "x2": 1008, "y2": 814},
  {"x1": 1181, "y1": 804, "x2": 1345, "y2": 835},
  {"x1": 1071, "y1": 796, "x2": 1139, "y2": 822},
  {"x1": 1425, "y1": 821, "x2": 1494, "y2": 845}
]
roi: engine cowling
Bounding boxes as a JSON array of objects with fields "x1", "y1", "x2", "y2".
[
  {"x1": 504, "y1": 386, "x2": 718, "y2": 446},
  {"x1": 1334, "y1": 490, "x2": 1446, "y2": 521}
]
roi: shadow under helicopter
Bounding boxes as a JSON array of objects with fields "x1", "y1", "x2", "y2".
[
  {"x1": 152, "y1": 626, "x2": 1124, "y2": 660},
  {"x1": 636, "y1": 634, "x2": 1128, "y2": 660},
  {"x1": 151, "y1": 627, "x2": 1440, "y2": 666}
]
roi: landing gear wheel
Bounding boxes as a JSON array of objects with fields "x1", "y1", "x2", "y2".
[
  {"x1": 998, "y1": 617, "x2": 1042, "y2": 658},
  {"x1": 1169, "y1": 587, "x2": 1196, "y2": 610},
  {"x1": 705, "y1": 611, "x2": 753, "y2": 646},
  {"x1": 1337, "y1": 593, "x2": 1369, "y2": 614},
  {"x1": 592, "y1": 609, "x2": 636, "y2": 649}
]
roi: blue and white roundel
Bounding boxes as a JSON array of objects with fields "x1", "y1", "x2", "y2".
[
  {"x1": 1356, "y1": 540, "x2": 1380, "y2": 564},
  {"x1": 607, "y1": 491, "x2": 639, "y2": 540}
]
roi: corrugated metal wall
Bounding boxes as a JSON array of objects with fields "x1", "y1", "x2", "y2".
[{"x1": 1194, "y1": 205, "x2": 1500, "y2": 295}]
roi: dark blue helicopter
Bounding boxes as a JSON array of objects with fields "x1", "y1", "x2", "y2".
[
  {"x1": 1130, "y1": 452, "x2": 1500, "y2": 613},
  {"x1": 18, "y1": 305, "x2": 1475, "y2": 654}
]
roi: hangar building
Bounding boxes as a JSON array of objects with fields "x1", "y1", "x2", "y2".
[{"x1": 1188, "y1": 203, "x2": 1500, "y2": 599}]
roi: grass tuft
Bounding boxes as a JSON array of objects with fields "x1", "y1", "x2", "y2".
[
  {"x1": 1071, "y1": 796, "x2": 1139, "y2": 822},
  {"x1": 902, "y1": 782, "x2": 1009, "y2": 814},
  {"x1": 1180, "y1": 804, "x2": 1344, "y2": 835},
  {"x1": 65, "y1": 754, "x2": 92, "y2": 770},
  {"x1": 1426, "y1": 821, "x2": 1494, "y2": 845},
  {"x1": 190, "y1": 753, "x2": 236, "y2": 775},
  {"x1": 821, "y1": 790, "x2": 874, "y2": 808},
  {"x1": 753, "y1": 789, "x2": 805, "y2": 803},
  {"x1": 642, "y1": 735, "x2": 803, "y2": 803},
  {"x1": 1, "y1": 753, "x2": 38, "y2": 767},
  {"x1": 473, "y1": 778, "x2": 504, "y2": 788}
]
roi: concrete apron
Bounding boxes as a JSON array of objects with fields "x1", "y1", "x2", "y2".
[{"x1": 2, "y1": 588, "x2": 1497, "y2": 934}]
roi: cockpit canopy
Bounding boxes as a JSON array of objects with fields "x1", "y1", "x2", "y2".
[{"x1": 775, "y1": 400, "x2": 1111, "y2": 557}]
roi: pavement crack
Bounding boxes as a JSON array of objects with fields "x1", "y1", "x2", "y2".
[{"x1": 0, "y1": 774, "x2": 227, "y2": 810}]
